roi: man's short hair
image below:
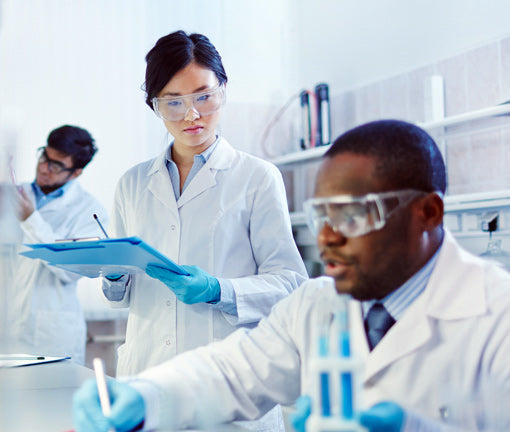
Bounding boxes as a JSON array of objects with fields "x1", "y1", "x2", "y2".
[
  {"x1": 325, "y1": 119, "x2": 446, "y2": 194},
  {"x1": 47, "y1": 125, "x2": 97, "y2": 169}
]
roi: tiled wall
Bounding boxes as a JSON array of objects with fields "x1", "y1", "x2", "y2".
[
  {"x1": 220, "y1": 35, "x2": 510, "y2": 211},
  {"x1": 331, "y1": 35, "x2": 510, "y2": 197}
]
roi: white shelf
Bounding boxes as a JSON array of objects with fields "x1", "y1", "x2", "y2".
[
  {"x1": 270, "y1": 103, "x2": 510, "y2": 166},
  {"x1": 443, "y1": 189, "x2": 510, "y2": 213},
  {"x1": 270, "y1": 145, "x2": 331, "y2": 166},
  {"x1": 418, "y1": 103, "x2": 510, "y2": 130}
]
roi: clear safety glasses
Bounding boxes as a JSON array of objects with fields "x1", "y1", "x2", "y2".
[
  {"x1": 303, "y1": 189, "x2": 427, "y2": 238},
  {"x1": 152, "y1": 85, "x2": 226, "y2": 121},
  {"x1": 37, "y1": 147, "x2": 76, "y2": 175}
]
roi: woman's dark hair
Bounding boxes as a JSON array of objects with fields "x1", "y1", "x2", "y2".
[
  {"x1": 47, "y1": 125, "x2": 97, "y2": 169},
  {"x1": 144, "y1": 30, "x2": 228, "y2": 110},
  {"x1": 325, "y1": 119, "x2": 447, "y2": 194}
]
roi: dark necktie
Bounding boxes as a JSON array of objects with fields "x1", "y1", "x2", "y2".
[{"x1": 364, "y1": 303, "x2": 395, "y2": 350}]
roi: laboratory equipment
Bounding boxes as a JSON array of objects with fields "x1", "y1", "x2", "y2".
[
  {"x1": 314, "y1": 83, "x2": 331, "y2": 147},
  {"x1": 479, "y1": 213, "x2": 510, "y2": 271},
  {"x1": 300, "y1": 90, "x2": 317, "y2": 149},
  {"x1": 308, "y1": 295, "x2": 364, "y2": 432}
]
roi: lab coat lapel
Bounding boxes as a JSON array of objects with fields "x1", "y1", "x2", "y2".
[
  {"x1": 147, "y1": 150, "x2": 179, "y2": 216},
  {"x1": 363, "y1": 295, "x2": 433, "y2": 382},
  {"x1": 361, "y1": 230, "x2": 487, "y2": 382},
  {"x1": 177, "y1": 138, "x2": 236, "y2": 208}
]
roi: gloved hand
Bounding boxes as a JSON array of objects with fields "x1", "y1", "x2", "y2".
[
  {"x1": 359, "y1": 401, "x2": 405, "y2": 432},
  {"x1": 146, "y1": 264, "x2": 221, "y2": 304},
  {"x1": 73, "y1": 378, "x2": 145, "y2": 432},
  {"x1": 289, "y1": 395, "x2": 404, "y2": 432},
  {"x1": 289, "y1": 395, "x2": 312, "y2": 432}
]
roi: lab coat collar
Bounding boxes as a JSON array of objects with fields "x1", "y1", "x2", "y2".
[
  {"x1": 145, "y1": 137, "x2": 236, "y2": 210},
  {"x1": 176, "y1": 137, "x2": 236, "y2": 208},
  {"x1": 355, "y1": 228, "x2": 487, "y2": 382},
  {"x1": 31, "y1": 180, "x2": 84, "y2": 211},
  {"x1": 146, "y1": 150, "x2": 179, "y2": 213},
  {"x1": 146, "y1": 137, "x2": 235, "y2": 176},
  {"x1": 422, "y1": 228, "x2": 486, "y2": 320}
]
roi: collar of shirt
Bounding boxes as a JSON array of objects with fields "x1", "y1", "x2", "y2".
[
  {"x1": 361, "y1": 244, "x2": 443, "y2": 322},
  {"x1": 165, "y1": 136, "x2": 220, "y2": 200},
  {"x1": 31, "y1": 180, "x2": 74, "y2": 210}
]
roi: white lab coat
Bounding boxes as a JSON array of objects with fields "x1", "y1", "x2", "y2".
[
  {"x1": 136, "y1": 230, "x2": 510, "y2": 431},
  {"x1": 103, "y1": 138, "x2": 307, "y2": 430},
  {"x1": 11, "y1": 181, "x2": 108, "y2": 365}
]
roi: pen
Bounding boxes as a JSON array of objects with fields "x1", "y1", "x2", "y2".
[
  {"x1": 93, "y1": 214, "x2": 109, "y2": 239},
  {"x1": 93, "y1": 357, "x2": 115, "y2": 432}
]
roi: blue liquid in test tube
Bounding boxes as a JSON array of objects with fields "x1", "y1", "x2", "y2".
[
  {"x1": 339, "y1": 330, "x2": 354, "y2": 418},
  {"x1": 337, "y1": 309, "x2": 354, "y2": 419},
  {"x1": 319, "y1": 335, "x2": 331, "y2": 416}
]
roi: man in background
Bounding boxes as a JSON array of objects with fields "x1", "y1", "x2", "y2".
[
  {"x1": 74, "y1": 120, "x2": 510, "y2": 431},
  {"x1": 12, "y1": 125, "x2": 108, "y2": 365}
]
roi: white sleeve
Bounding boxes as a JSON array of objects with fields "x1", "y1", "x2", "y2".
[
  {"x1": 20, "y1": 199, "x2": 109, "y2": 285},
  {"x1": 224, "y1": 165, "x2": 308, "y2": 325}
]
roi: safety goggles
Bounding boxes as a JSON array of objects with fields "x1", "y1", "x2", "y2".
[
  {"x1": 303, "y1": 189, "x2": 427, "y2": 238},
  {"x1": 37, "y1": 147, "x2": 76, "y2": 175},
  {"x1": 152, "y1": 85, "x2": 226, "y2": 121}
]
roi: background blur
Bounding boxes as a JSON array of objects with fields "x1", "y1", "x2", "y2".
[
  {"x1": 2, "y1": 0, "x2": 510, "y2": 210},
  {"x1": 2, "y1": 0, "x2": 510, "y2": 376}
]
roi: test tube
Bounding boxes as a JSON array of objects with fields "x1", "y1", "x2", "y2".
[
  {"x1": 318, "y1": 327, "x2": 331, "y2": 417},
  {"x1": 336, "y1": 307, "x2": 354, "y2": 419}
]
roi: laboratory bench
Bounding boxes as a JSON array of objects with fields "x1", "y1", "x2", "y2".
[{"x1": 0, "y1": 359, "x2": 247, "y2": 432}]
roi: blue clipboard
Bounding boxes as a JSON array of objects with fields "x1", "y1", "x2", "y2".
[{"x1": 19, "y1": 236, "x2": 189, "y2": 278}]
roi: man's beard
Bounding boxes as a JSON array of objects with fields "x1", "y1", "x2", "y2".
[{"x1": 38, "y1": 181, "x2": 68, "y2": 194}]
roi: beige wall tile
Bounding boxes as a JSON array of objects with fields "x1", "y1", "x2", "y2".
[
  {"x1": 466, "y1": 43, "x2": 500, "y2": 110},
  {"x1": 436, "y1": 53, "x2": 468, "y2": 117},
  {"x1": 500, "y1": 37, "x2": 510, "y2": 103},
  {"x1": 378, "y1": 74, "x2": 410, "y2": 120}
]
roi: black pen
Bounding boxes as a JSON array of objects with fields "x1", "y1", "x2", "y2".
[{"x1": 93, "y1": 214, "x2": 109, "y2": 239}]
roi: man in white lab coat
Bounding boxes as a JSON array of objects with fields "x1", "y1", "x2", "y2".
[
  {"x1": 10, "y1": 125, "x2": 108, "y2": 365},
  {"x1": 74, "y1": 119, "x2": 510, "y2": 431}
]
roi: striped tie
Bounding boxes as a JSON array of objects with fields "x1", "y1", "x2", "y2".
[{"x1": 364, "y1": 303, "x2": 395, "y2": 350}]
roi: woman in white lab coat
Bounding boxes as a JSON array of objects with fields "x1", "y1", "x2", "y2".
[{"x1": 102, "y1": 31, "x2": 307, "y2": 432}]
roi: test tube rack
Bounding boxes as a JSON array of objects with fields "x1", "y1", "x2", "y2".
[
  {"x1": 308, "y1": 355, "x2": 365, "y2": 432},
  {"x1": 308, "y1": 302, "x2": 365, "y2": 432}
]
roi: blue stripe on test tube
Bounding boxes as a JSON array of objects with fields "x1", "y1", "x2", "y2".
[
  {"x1": 319, "y1": 335, "x2": 331, "y2": 417},
  {"x1": 339, "y1": 331, "x2": 354, "y2": 419}
]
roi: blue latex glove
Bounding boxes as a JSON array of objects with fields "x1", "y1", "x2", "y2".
[
  {"x1": 289, "y1": 396, "x2": 404, "y2": 432},
  {"x1": 146, "y1": 264, "x2": 220, "y2": 304},
  {"x1": 359, "y1": 401, "x2": 405, "y2": 432},
  {"x1": 289, "y1": 395, "x2": 312, "y2": 432},
  {"x1": 73, "y1": 378, "x2": 145, "y2": 432}
]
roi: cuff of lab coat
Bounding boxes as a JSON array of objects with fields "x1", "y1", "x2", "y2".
[
  {"x1": 122, "y1": 377, "x2": 161, "y2": 432},
  {"x1": 210, "y1": 278, "x2": 238, "y2": 315}
]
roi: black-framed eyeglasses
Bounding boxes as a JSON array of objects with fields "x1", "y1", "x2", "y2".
[{"x1": 37, "y1": 147, "x2": 76, "y2": 175}]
